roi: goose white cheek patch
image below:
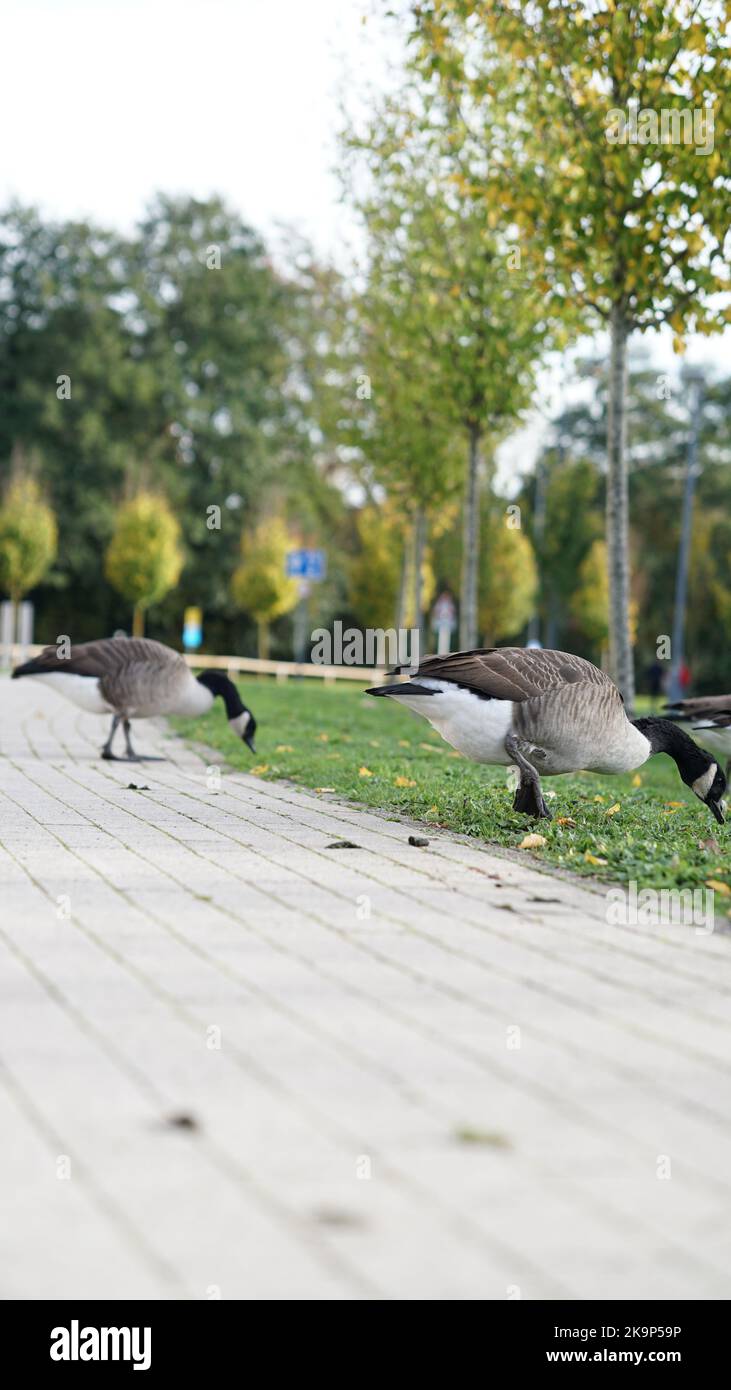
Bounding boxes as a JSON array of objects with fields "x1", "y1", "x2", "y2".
[
  {"x1": 692, "y1": 764, "x2": 718, "y2": 799},
  {"x1": 229, "y1": 712, "x2": 251, "y2": 737}
]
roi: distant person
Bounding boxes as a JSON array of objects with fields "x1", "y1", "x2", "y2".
[{"x1": 646, "y1": 659, "x2": 664, "y2": 707}]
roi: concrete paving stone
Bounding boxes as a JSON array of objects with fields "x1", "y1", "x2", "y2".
[{"x1": 1, "y1": 676, "x2": 730, "y2": 1300}]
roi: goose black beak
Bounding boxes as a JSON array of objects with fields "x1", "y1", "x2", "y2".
[
  {"x1": 244, "y1": 735, "x2": 256, "y2": 755},
  {"x1": 708, "y1": 798, "x2": 726, "y2": 825}
]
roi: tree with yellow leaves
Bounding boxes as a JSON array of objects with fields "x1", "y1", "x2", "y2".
[
  {"x1": 408, "y1": 0, "x2": 731, "y2": 709},
  {"x1": 479, "y1": 512, "x2": 538, "y2": 644},
  {"x1": 571, "y1": 538, "x2": 610, "y2": 660},
  {"x1": 343, "y1": 90, "x2": 560, "y2": 649},
  {"x1": 105, "y1": 492, "x2": 183, "y2": 636},
  {"x1": 0, "y1": 474, "x2": 57, "y2": 624},
  {"x1": 231, "y1": 517, "x2": 299, "y2": 659}
]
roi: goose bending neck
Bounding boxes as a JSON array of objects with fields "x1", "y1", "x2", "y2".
[
  {"x1": 632, "y1": 716, "x2": 713, "y2": 783},
  {"x1": 196, "y1": 670, "x2": 245, "y2": 721}
]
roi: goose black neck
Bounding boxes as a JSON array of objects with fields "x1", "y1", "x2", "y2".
[
  {"x1": 197, "y1": 670, "x2": 246, "y2": 720},
  {"x1": 632, "y1": 716, "x2": 711, "y2": 784}
]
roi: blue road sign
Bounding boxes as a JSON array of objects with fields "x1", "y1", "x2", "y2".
[{"x1": 285, "y1": 549, "x2": 327, "y2": 581}]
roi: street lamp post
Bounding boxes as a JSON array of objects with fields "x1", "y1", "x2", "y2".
[{"x1": 668, "y1": 370, "x2": 705, "y2": 705}]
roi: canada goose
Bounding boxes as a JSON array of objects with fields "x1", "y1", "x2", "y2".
[
  {"x1": 366, "y1": 647, "x2": 727, "y2": 824},
  {"x1": 664, "y1": 694, "x2": 731, "y2": 781},
  {"x1": 12, "y1": 637, "x2": 257, "y2": 761}
]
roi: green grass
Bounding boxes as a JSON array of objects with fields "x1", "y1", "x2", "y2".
[{"x1": 172, "y1": 678, "x2": 731, "y2": 900}]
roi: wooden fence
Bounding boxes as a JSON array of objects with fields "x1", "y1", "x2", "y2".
[{"x1": 0, "y1": 643, "x2": 388, "y2": 686}]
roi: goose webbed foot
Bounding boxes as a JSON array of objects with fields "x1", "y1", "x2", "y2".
[
  {"x1": 101, "y1": 714, "x2": 122, "y2": 760},
  {"x1": 505, "y1": 731, "x2": 552, "y2": 820},
  {"x1": 512, "y1": 779, "x2": 552, "y2": 819}
]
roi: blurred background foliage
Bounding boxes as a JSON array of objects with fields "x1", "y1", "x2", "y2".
[{"x1": 1, "y1": 195, "x2": 730, "y2": 690}]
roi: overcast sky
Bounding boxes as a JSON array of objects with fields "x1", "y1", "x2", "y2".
[
  {"x1": 2, "y1": 0, "x2": 391, "y2": 254},
  {"x1": 3, "y1": 0, "x2": 727, "y2": 486}
]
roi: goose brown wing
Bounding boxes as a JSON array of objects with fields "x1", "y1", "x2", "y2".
[
  {"x1": 13, "y1": 637, "x2": 179, "y2": 681},
  {"x1": 404, "y1": 647, "x2": 618, "y2": 704},
  {"x1": 665, "y1": 694, "x2": 731, "y2": 720}
]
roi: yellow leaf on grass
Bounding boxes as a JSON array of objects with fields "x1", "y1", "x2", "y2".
[
  {"x1": 398, "y1": 740, "x2": 411, "y2": 747},
  {"x1": 251, "y1": 764, "x2": 269, "y2": 776},
  {"x1": 316, "y1": 732, "x2": 329, "y2": 742},
  {"x1": 427, "y1": 804, "x2": 438, "y2": 814},
  {"x1": 394, "y1": 776, "x2": 416, "y2": 787},
  {"x1": 275, "y1": 744, "x2": 293, "y2": 753},
  {"x1": 593, "y1": 795, "x2": 605, "y2": 803},
  {"x1": 632, "y1": 773, "x2": 642, "y2": 787},
  {"x1": 315, "y1": 786, "x2": 336, "y2": 793},
  {"x1": 706, "y1": 879, "x2": 731, "y2": 896},
  {"x1": 556, "y1": 816, "x2": 575, "y2": 826},
  {"x1": 359, "y1": 766, "x2": 374, "y2": 778},
  {"x1": 520, "y1": 833, "x2": 547, "y2": 849},
  {"x1": 665, "y1": 801, "x2": 684, "y2": 807},
  {"x1": 584, "y1": 852, "x2": 608, "y2": 866},
  {"x1": 605, "y1": 803, "x2": 621, "y2": 816}
]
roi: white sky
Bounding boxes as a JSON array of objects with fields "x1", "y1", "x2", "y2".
[
  {"x1": 2, "y1": 0, "x2": 391, "y2": 255},
  {"x1": 3, "y1": 0, "x2": 729, "y2": 491}
]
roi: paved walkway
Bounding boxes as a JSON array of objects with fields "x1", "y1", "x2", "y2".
[{"x1": 1, "y1": 677, "x2": 730, "y2": 1300}]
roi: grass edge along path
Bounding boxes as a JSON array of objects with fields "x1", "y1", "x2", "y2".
[{"x1": 172, "y1": 678, "x2": 731, "y2": 915}]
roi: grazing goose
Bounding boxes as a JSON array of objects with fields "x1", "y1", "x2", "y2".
[
  {"x1": 366, "y1": 646, "x2": 726, "y2": 823},
  {"x1": 664, "y1": 693, "x2": 731, "y2": 780},
  {"x1": 12, "y1": 637, "x2": 257, "y2": 761}
]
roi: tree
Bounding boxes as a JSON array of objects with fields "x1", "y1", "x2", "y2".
[
  {"x1": 105, "y1": 492, "x2": 183, "y2": 636},
  {"x1": 0, "y1": 473, "x2": 57, "y2": 624},
  {"x1": 231, "y1": 518, "x2": 299, "y2": 659},
  {"x1": 479, "y1": 511, "x2": 537, "y2": 643},
  {"x1": 343, "y1": 89, "x2": 562, "y2": 647},
  {"x1": 0, "y1": 198, "x2": 318, "y2": 644},
  {"x1": 408, "y1": 0, "x2": 731, "y2": 707},
  {"x1": 571, "y1": 538, "x2": 610, "y2": 659}
]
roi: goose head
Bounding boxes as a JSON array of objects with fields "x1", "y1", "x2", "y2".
[
  {"x1": 196, "y1": 671, "x2": 257, "y2": 753},
  {"x1": 633, "y1": 717, "x2": 727, "y2": 824}
]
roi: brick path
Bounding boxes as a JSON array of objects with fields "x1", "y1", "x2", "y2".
[{"x1": 1, "y1": 676, "x2": 730, "y2": 1300}]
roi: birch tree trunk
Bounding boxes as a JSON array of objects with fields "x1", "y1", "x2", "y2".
[
  {"x1": 412, "y1": 506, "x2": 427, "y2": 658},
  {"x1": 459, "y1": 424, "x2": 481, "y2": 649},
  {"x1": 395, "y1": 530, "x2": 410, "y2": 632},
  {"x1": 606, "y1": 302, "x2": 635, "y2": 710}
]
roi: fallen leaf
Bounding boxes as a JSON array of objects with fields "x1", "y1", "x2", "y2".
[
  {"x1": 605, "y1": 803, "x2": 621, "y2": 816},
  {"x1": 699, "y1": 837, "x2": 720, "y2": 853},
  {"x1": 631, "y1": 773, "x2": 643, "y2": 787},
  {"x1": 316, "y1": 732, "x2": 329, "y2": 742},
  {"x1": 519, "y1": 833, "x2": 547, "y2": 849},
  {"x1": 251, "y1": 764, "x2": 269, "y2": 775},
  {"x1": 556, "y1": 816, "x2": 575, "y2": 826},
  {"x1": 427, "y1": 804, "x2": 438, "y2": 814},
  {"x1": 665, "y1": 800, "x2": 684, "y2": 807},
  {"x1": 358, "y1": 766, "x2": 374, "y2": 778},
  {"x1": 706, "y1": 879, "x2": 731, "y2": 896},
  {"x1": 593, "y1": 795, "x2": 605, "y2": 803},
  {"x1": 314, "y1": 786, "x2": 336, "y2": 793},
  {"x1": 394, "y1": 776, "x2": 416, "y2": 787},
  {"x1": 584, "y1": 852, "x2": 608, "y2": 866},
  {"x1": 275, "y1": 744, "x2": 294, "y2": 753},
  {"x1": 398, "y1": 740, "x2": 411, "y2": 747}
]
